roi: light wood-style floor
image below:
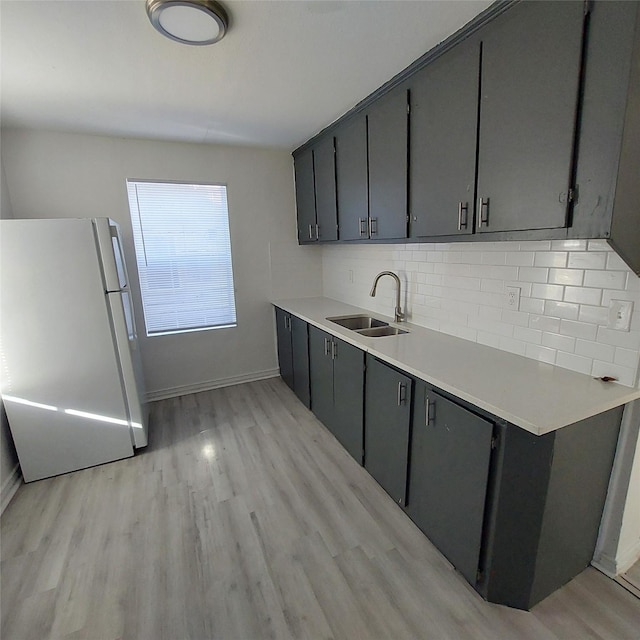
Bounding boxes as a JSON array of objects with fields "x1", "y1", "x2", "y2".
[{"x1": 2, "y1": 378, "x2": 639, "y2": 640}]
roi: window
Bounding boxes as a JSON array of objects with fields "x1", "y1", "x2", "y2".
[{"x1": 125, "y1": 180, "x2": 236, "y2": 336}]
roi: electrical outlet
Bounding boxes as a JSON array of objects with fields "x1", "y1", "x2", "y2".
[
  {"x1": 505, "y1": 286, "x2": 521, "y2": 310},
  {"x1": 608, "y1": 300, "x2": 633, "y2": 331}
]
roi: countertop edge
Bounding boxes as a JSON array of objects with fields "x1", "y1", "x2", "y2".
[{"x1": 273, "y1": 297, "x2": 640, "y2": 436}]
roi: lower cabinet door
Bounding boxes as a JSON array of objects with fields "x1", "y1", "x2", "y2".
[
  {"x1": 291, "y1": 315, "x2": 310, "y2": 408},
  {"x1": 275, "y1": 308, "x2": 294, "y2": 391},
  {"x1": 408, "y1": 382, "x2": 494, "y2": 585},
  {"x1": 364, "y1": 355, "x2": 412, "y2": 506},
  {"x1": 309, "y1": 325, "x2": 334, "y2": 428},
  {"x1": 331, "y1": 338, "x2": 365, "y2": 463}
]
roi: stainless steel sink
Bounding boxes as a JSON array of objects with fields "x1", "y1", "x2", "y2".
[
  {"x1": 356, "y1": 326, "x2": 409, "y2": 337},
  {"x1": 327, "y1": 315, "x2": 389, "y2": 330}
]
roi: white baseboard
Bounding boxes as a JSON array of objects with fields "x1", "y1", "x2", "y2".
[
  {"x1": 616, "y1": 539, "x2": 640, "y2": 575},
  {"x1": 0, "y1": 463, "x2": 22, "y2": 515},
  {"x1": 146, "y1": 369, "x2": 281, "y2": 402},
  {"x1": 593, "y1": 539, "x2": 640, "y2": 578}
]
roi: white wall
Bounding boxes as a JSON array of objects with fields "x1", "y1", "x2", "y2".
[
  {"x1": 1, "y1": 157, "x2": 21, "y2": 510},
  {"x1": 323, "y1": 241, "x2": 640, "y2": 387},
  {"x1": 618, "y1": 423, "x2": 640, "y2": 571},
  {"x1": 1, "y1": 129, "x2": 322, "y2": 399}
]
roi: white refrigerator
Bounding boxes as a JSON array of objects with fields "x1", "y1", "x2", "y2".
[{"x1": 1, "y1": 218, "x2": 148, "y2": 482}]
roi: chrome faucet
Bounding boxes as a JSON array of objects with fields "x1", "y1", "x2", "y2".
[{"x1": 370, "y1": 271, "x2": 405, "y2": 323}]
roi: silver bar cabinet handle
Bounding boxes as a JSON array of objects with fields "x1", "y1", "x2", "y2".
[
  {"x1": 315, "y1": 223, "x2": 319, "y2": 240},
  {"x1": 308, "y1": 223, "x2": 314, "y2": 239},
  {"x1": 458, "y1": 202, "x2": 468, "y2": 230},
  {"x1": 358, "y1": 218, "x2": 366, "y2": 237},
  {"x1": 397, "y1": 382, "x2": 406, "y2": 406},
  {"x1": 425, "y1": 396, "x2": 435, "y2": 425},
  {"x1": 324, "y1": 337, "x2": 330, "y2": 356},
  {"x1": 478, "y1": 197, "x2": 489, "y2": 229},
  {"x1": 370, "y1": 217, "x2": 378, "y2": 237},
  {"x1": 331, "y1": 340, "x2": 337, "y2": 360}
]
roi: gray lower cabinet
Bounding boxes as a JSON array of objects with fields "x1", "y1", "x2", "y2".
[
  {"x1": 475, "y1": 0, "x2": 585, "y2": 233},
  {"x1": 364, "y1": 355, "x2": 412, "y2": 506},
  {"x1": 309, "y1": 326, "x2": 365, "y2": 463},
  {"x1": 479, "y1": 407, "x2": 622, "y2": 609},
  {"x1": 407, "y1": 383, "x2": 494, "y2": 586},
  {"x1": 279, "y1": 309, "x2": 624, "y2": 610},
  {"x1": 274, "y1": 308, "x2": 310, "y2": 408}
]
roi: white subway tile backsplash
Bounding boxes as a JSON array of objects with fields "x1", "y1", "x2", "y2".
[
  {"x1": 531, "y1": 283, "x2": 564, "y2": 301},
  {"x1": 615, "y1": 347, "x2": 640, "y2": 369},
  {"x1": 583, "y1": 270, "x2": 627, "y2": 290},
  {"x1": 530, "y1": 314, "x2": 561, "y2": 333},
  {"x1": 506, "y1": 251, "x2": 535, "y2": 266},
  {"x1": 578, "y1": 304, "x2": 609, "y2": 326},
  {"x1": 481, "y1": 279, "x2": 506, "y2": 294},
  {"x1": 519, "y1": 267, "x2": 549, "y2": 283},
  {"x1": 534, "y1": 252, "x2": 568, "y2": 268},
  {"x1": 321, "y1": 239, "x2": 640, "y2": 387},
  {"x1": 567, "y1": 252, "x2": 608, "y2": 270},
  {"x1": 555, "y1": 351, "x2": 593, "y2": 375},
  {"x1": 477, "y1": 331, "x2": 502, "y2": 348},
  {"x1": 525, "y1": 343, "x2": 557, "y2": 364},
  {"x1": 551, "y1": 239, "x2": 588, "y2": 251},
  {"x1": 591, "y1": 361, "x2": 637, "y2": 387},
  {"x1": 549, "y1": 268, "x2": 584, "y2": 286},
  {"x1": 499, "y1": 336, "x2": 527, "y2": 356},
  {"x1": 559, "y1": 319, "x2": 598, "y2": 341},
  {"x1": 520, "y1": 297, "x2": 545, "y2": 315},
  {"x1": 575, "y1": 339, "x2": 615, "y2": 362},
  {"x1": 564, "y1": 286, "x2": 602, "y2": 306},
  {"x1": 514, "y1": 326, "x2": 543, "y2": 344},
  {"x1": 502, "y1": 309, "x2": 529, "y2": 327},
  {"x1": 481, "y1": 251, "x2": 506, "y2": 265},
  {"x1": 542, "y1": 332, "x2": 576, "y2": 352},
  {"x1": 544, "y1": 300, "x2": 580, "y2": 320},
  {"x1": 520, "y1": 241, "x2": 552, "y2": 251},
  {"x1": 596, "y1": 326, "x2": 640, "y2": 350},
  {"x1": 606, "y1": 252, "x2": 630, "y2": 271}
]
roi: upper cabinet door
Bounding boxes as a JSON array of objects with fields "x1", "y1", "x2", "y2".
[
  {"x1": 368, "y1": 89, "x2": 409, "y2": 240},
  {"x1": 476, "y1": 0, "x2": 586, "y2": 233},
  {"x1": 294, "y1": 148, "x2": 317, "y2": 243},
  {"x1": 313, "y1": 136, "x2": 339, "y2": 242},
  {"x1": 410, "y1": 38, "x2": 480, "y2": 238},
  {"x1": 335, "y1": 116, "x2": 369, "y2": 241}
]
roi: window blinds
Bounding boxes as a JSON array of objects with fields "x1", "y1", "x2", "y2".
[{"x1": 126, "y1": 180, "x2": 237, "y2": 336}]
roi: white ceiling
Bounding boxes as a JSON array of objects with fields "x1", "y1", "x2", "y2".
[{"x1": 0, "y1": 0, "x2": 492, "y2": 150}]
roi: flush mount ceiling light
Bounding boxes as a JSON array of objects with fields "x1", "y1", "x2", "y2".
[{"x1": 146, "y1": 0, "x2": 228, "y2": 45}]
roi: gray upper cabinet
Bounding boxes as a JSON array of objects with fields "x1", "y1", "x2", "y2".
[
  {"x1": 294, "y1": 141, "x2": 338, "y2": 243},
  {"x1": 335, "y1": 115, "x2": 369, "y2": 241},
  {"x1": 367, "y1": 89, "x2": 409, "y2": 240},
  {"x1": 294, "y1": 148, "x2": 317, "y2": 243},
  {"x1": 407, "y1": 383, "x2": 494, "y2": 586},
  {"x1": 475, "y1": 0, "x2": 585, "y2": 233},
  {"x1": 313, "y1": 136, "x2": 338, "y2": 242},
  {"x1": 409, "y1": 37, "x2": 480, "y2": 238}
]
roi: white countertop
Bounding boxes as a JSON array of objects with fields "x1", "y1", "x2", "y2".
[{"x1": 273, "y1": 297, "x2": 640, "y2": 436}]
